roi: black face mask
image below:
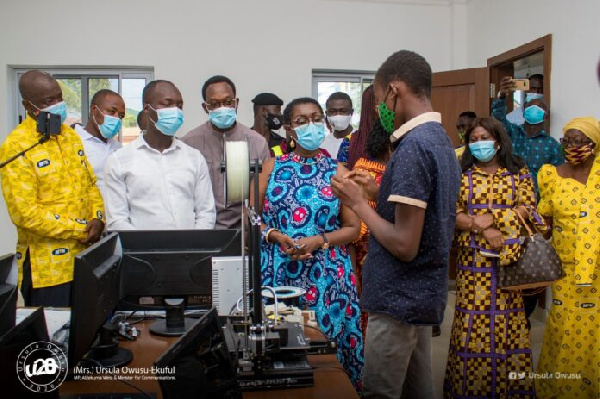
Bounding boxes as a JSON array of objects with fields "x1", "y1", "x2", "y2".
[{"x1": 266, "y1": 113, "x2": 283, "y2": 130}]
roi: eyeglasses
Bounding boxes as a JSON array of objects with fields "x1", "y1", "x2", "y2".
[
  {"x1": 291, "y1": 115, "x2": 325, "y2": 126},
  {"x1": 205, "y1": 99, "x2": 236, "y2": 110},
  {"x1": 559, "y1": 137, "x2": 592, "y2": 148}
]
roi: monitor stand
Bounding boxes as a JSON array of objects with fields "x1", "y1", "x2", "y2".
[
  {"x1": 149, "y1": 298, "x2": 196, "y2": 337},
  {"x1": 81, "y1": 322, "x2": 133, "y2": 368}
]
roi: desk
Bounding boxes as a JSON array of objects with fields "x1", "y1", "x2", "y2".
[{"x1": 61, "y1": 319, "x2": 358, "y2": 399}]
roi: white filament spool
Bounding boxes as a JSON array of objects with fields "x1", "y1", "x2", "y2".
[
  {"x1": 261, "y1": 286, "x2": 306, "y2": 300},
  {"x1": 224, "y1": 141, "x2": 250, "y2": 204}
]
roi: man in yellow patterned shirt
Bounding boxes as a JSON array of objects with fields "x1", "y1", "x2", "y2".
[{"x1": 0, "y1": 70, "x2": 105, "y2": 306}]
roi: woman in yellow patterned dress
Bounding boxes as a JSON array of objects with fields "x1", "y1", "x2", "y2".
[
  {"x1": 444, "y1": 118, "x2": 545, "y2": 398},
  {"x1": 536, "y1": 117, "x2": 600, "y2": 399}
]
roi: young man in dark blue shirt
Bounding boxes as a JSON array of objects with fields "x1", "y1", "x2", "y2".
[{"x1": 332, "y1": 50, "x2": 461, "y2": 398}]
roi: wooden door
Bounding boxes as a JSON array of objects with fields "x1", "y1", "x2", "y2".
[
  {"x1": 487, "y1": 35, "x2": 552, "y2": 310},
  {"x1": 431, "y1": 67, "x2": 489, "y2": 147},
  {"x1": 430, "y1": 67, "x2": 488, "y2": 281},
  {"x1": 488, "y1": 34, "x2": 552, "y2": 134}
]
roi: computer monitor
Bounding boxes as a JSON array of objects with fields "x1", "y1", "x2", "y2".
[
  {"x1": 0, "y1": 253, "x2": 14, "y2": 282},
  {"x1": 0, "y1": 307, "x2": 57, "y2": 398},
  {"x1": 154, "y1": 307, "x2": 240, "y2": 399},
  {"x1": 118, "y1": 230, "x2": 242, "y2": 310},
  {"x1": 0, "y1": 254, "x2": 17, "y2": 337},
  {"x1": 69, "y1": 232, "x2": 129, "y2": 370}
]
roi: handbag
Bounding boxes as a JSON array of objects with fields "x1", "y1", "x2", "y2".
[{"x1": 497, "y1": 212, "x2": 564, "y2": 291}]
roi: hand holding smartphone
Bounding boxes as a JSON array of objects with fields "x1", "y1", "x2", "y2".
[{"x1": 511, "y1": 79, "x2": 530, "y2": 91}]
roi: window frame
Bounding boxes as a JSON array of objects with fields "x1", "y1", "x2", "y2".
[
  {"x1": 311, "y1": 69, "x2": 375, "y2": 100},
  {"x1": 11, "y1": 67, "x2": 154, "y2": 142}
]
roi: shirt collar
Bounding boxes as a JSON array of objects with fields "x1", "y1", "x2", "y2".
[
  {"x1": 74, "y1": 124, "x2": 100, "y2": 142},
  {"x1": 75, "y1": 124, "x2": 120, "y2": 146},
  {"x1": 135, "y1": 133, "x2": 182, "y2": 153},
  {"x1": 390, "y1": 112, "x2": 442, "y2": 143},
  {"x1": 206, "y1": 120, "x2": 239, "y2": 139},
  {"x1": 471, "y1": 165, "x2": 509, "y2": 176},
  {"x1": 518, "y1": 125, "x2": 547, "y2": 138},
  {"x1": 24, "y1": 114, "x2": 67, "y2": 140}
]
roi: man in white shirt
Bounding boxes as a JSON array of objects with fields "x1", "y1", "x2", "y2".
[
  {"x1": 104, "y1": 80, "x2": 216, "y2": 230},
  {"x1": 74, "y1": 89, "x2": 124, "y2": 199},
  {"x1": 322, "y1": 92, "x2": 354, "y2": 165}
]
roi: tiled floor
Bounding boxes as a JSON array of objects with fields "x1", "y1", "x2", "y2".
[{"x1": 432, "y1": 291, "x2": 546, "y2": 398}]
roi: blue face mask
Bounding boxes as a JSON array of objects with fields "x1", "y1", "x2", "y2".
[
  {"x1": 523, "y1": 104, "x2": 545, "y2": 125},
  {"x1": 469, "y1": 140, "x2": 498, "y2": 162},
  {"x1": 34, "y1": 101, "x2": 68, "y2": 124},
  {"x1": 294, "y1": 123, "x2": 326, "y2": 151},
  {"x1": 93, "y1": 109, "x2": 121, "y2": 139},
  {"x1": 208, "y1": 107, "x2": 237, "y2": 129},
  {"x1": 149, "y1": 106, "x2": 184, "y2": 136}
]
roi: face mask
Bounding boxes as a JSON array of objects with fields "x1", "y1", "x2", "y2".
[
  {"x1": 93, "y1": 108, "x2": 121, "y2": 139},
  {"x1": 525, "y1": 92, "x2": 543, "y2": 103},
  {"x1": 266, "y1": 113, "x2": 283, "y2": 130},
  {"x1": 523, "y1": 104, "x2": 545, "y2": 125},
  {"x1": 378, "y1": 89, "x2": 397, "y2": 134},
  {"x1": 563, "y1": 143, "x2": 595, "y2": 165},
  {"x1": 209, "y1": 107, "x2": 237, "y2": 129},
  {"x1": 327, "y1": 115, "x2": 352, "y2": 132},
  {"x1": 294, "y1": 123, "x2": 326, "y2": 151},
  {"x1": 149, "y1": 106, "x2": 184, "y2": 136},
  {"x1": 32, "y1": 101, "x2": 68, "y2": 124},
  {"x1": 469, "y1": 140, "x2": 498, "y2": 162}
]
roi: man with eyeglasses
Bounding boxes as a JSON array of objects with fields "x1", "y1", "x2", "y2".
[
  {"x1": 182, "y1": 75, "x2": 270, "y2": 229},
  {"x1": 322, "y1": 92, "x2": 354, "y2": 165}
]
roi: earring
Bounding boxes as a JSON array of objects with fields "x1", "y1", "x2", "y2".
[{"x1": 289, "y1": 138, "x2": 295, "y2": 149}]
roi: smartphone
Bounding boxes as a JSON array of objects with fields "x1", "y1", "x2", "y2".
[
  {"x1": 36, "y1": 111, "x2": 61, "y2": 136},
  {"x1": 512, "y1": 79, "x2": 530, "y2": 91}
]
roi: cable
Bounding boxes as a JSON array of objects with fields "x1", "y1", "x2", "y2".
[
  {"x1": 118, "y1": 310, "x2": 146, "y2": 325},
  {"x1": 234, "y1": 286, "x2": 279, "y2": 321},
  {"x1": 0, "y1": 135, "x2": 49, "y2": 169}
]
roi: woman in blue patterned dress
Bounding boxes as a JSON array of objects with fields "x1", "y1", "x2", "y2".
[{"x1": 250, "y1": 97, "x2": 364, "y2": 387}]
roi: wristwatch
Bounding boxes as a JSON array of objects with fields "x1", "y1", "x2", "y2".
[{"x1": 321, "y1": 234, "x2": 329, "y2": 250}]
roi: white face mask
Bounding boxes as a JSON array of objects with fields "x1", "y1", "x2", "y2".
[{"x1": 327, "y1": 115, "x2": 352, "y2": 132}]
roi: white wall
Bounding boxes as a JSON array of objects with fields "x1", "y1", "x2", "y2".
[
  {"x1": 0, "y1": 0, "x2": 459, "y2": 255},
  {"x1": 466, "y1": 0, "x2": 600, "y2": 138}
]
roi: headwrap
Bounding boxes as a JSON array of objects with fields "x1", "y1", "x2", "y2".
[{"x1": 562, "y1": 117, "x2": 600, "y2": 154}]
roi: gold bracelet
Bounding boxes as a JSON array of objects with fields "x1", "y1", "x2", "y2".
[{"x1": 265, "y1": 228, "x2": 278, "y2": 244}]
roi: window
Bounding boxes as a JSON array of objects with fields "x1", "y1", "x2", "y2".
[
  {"x1": 12, "y1": 68, "x2": 153, "y2": 144},
  {"x1": 312, "y1": 70, "x2": 375, "y2": 131}
]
